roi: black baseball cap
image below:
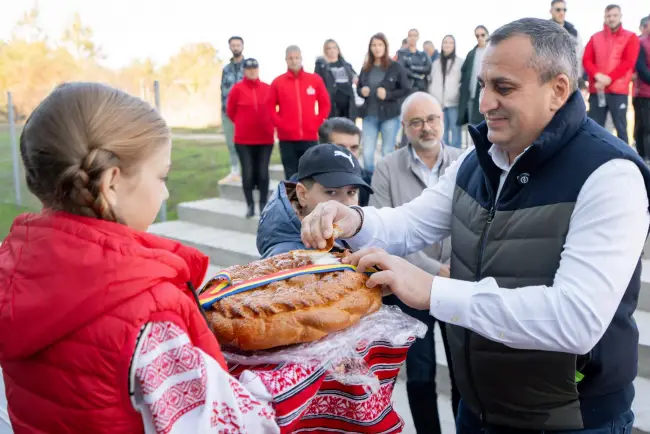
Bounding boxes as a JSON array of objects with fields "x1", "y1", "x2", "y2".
[
  {"x1": 243, "y1": 58, "x2": 259, "y2": 69},
  {"x1": 297, "y1": 144, "x2": 373, "y2": 192}
]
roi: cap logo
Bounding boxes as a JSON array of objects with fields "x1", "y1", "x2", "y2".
[{"x1": 334, "y1": 150, "x2": 354, "y2": 168}]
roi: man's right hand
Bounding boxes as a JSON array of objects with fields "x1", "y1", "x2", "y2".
[
  {"x1": 301, "y1": 201, "x2": 362, "y2": 250},
  {"x1": 361, "y1": 86, "x2": 371, "y2": 97}
]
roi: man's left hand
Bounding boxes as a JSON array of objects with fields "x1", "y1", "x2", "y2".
[{"x1": 343, "y1": 247, "x2": 433, "y2": 310}]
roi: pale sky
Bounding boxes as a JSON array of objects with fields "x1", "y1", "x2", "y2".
[{"x1": 1, "y1": 0, "x2": 648, "y2": 82}]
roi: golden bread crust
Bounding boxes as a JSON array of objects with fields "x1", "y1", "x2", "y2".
[{"x1": 205, "y1": 252, "x2": 382, "y2": 351}]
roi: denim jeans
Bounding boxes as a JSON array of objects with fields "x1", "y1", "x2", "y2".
[
  {"x1": 361, "y1": 115, "x2": 400, "y2": 173},
  {"x1": 443, "y1": 106, "x2": 462, "y2": 148},
  {"x1": 221, "y1": 113, "x2": 240, "y2": 173},
  {"x1": 456, "y1": 400, "x2": 634, "y2": 434}
]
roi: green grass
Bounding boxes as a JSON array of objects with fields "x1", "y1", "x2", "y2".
[
  {"x1": 0, "y1": 132, "x2": 281, "y2": 238},
  {"x1": 171, "y1": 126, "x2": 222, "y2": 135}
]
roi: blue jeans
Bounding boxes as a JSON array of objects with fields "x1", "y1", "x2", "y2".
[
  {"x1": 456, "y1": 400, "x2": 634, "y2": 434},
  {"x1": 221, "y1": 113, "x2": 240, "y2": 173},
  {"x1": 443, "y1": 106, "x2": 462, "y2": 148},
  {"x1": 362, "y1": 115, "x2": 400, "y2": 172}
]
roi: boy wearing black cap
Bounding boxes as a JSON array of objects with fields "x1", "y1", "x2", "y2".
[{"x1": 256, "y1": 144, "x2": 372, "y2": 258}]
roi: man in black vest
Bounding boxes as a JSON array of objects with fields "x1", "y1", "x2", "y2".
[{"x1": 301, "y1": 18, "x2": 650, "y2": 433}]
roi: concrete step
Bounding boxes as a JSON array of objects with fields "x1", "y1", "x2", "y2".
[
  {"x1": 270, "y1": 164, "x2": 285, "y2": 181},
  {"x1": 218, "y1": 180, "x2": 279, "y2": 203},
  {"x1": 178, "y1": 198, "x2": 259, "y2": 234},
  {"x1": 148, "y1": 221, "x2": 259, "y2": 267}
]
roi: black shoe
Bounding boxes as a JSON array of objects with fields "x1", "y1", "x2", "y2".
[
  {"x1": 259, "y1": 202, "x2": 267, "y2": 214},
  {"x1": 245, "y1": 204, "x2": 255, "y2": 219}
]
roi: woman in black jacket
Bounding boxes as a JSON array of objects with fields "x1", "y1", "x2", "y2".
[
  {"x1": 357, "y1": 32, "x2": 411, "y2": 173},
  {"x1": 314, "y1": 39, "x2": 358, "y2": 121}
]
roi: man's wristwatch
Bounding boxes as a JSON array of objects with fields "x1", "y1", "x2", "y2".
[{"x1": 349, "y1": 205, "x2": 365, "y2": 237}]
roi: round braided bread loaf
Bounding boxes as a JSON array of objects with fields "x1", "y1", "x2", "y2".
[{"x1": 205, "y1": 251, "x2": 382, "y2": 351}]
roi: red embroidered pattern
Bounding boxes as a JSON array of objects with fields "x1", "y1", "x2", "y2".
[
  {"x1": 137, "y1": 343, "x2": 202, "y2": 395},
  {"x1": 139, "y1": 322, "x2": 184, "y2": 355},
  {"x1": 306, "y1": 382, "x2": 394, "y2": 422},
  {"x1": 136, "y1": 323, "x2": 207, "y2": 434},
  {"x1": 256, "y1": 363, "x2": 318, "y2": 396}
]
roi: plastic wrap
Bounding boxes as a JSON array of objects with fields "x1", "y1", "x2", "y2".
[{"x1": 222, "y1": 304, "x2": 427, "y2": 392}]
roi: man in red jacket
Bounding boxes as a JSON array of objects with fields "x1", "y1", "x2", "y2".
[
  {"x1": 270, "y1": 45, "x2": 331, "y2": 180},
  {"x1": 583, "y1": 4, "x2": 640, "y2": 144}
]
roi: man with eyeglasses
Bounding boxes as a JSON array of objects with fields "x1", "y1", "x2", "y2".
[
  {"x1": 369, "y1": 92, "x2": 462, "y2": 434},
  {"x1": 458, "y1": 25, "x2": 490, "y2": 128},
  {"x1": 550, "y1": 0, "x2": 584, "y2": 78}
]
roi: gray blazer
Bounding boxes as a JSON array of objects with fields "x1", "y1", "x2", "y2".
[{"x1": 369, "y1": 144, "x2": 463, "y2": 275}]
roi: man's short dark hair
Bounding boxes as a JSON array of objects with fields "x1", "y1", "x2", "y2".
[
  {"x1": 318, "y1": 118, "x2": 361, "y2": 144},
  {"x1": 605, "y1": 4, "x2": 620, "y2": 12},
  {"x1": 488, "y1": 17, "x2": 579, "y2": 92},
  {"x1": 641, "y1": 16, "x2": 649, "y2": 27},
  {"x1": 228, "y1": 36, "x2": 244, "y2": 44},
  {"x1": 402, "y1": 38, "x2": 408, "y2": 45},
  {"x1": 551, "y1": 0, "x2": 565, "y2": 6}
]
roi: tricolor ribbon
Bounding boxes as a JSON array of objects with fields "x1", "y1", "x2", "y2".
[{"x1": 199, "y1": 263, "x2": 377, "y2": 309}]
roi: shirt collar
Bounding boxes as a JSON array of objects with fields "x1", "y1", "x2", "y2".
[
  {"x1": 487, "y1": 144, "x2": 531, "y2": 172},
  {"x1": 409, "y1": 144, "x2": 444, "y2": 171}
]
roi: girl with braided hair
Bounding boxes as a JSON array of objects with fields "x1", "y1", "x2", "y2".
[{"x1": 0, "y1": 82, "x2": 324, "y2": 433}]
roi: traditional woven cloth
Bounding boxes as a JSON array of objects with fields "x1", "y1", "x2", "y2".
[{"x1": 228, "y1": 337, "x2": 414, "y2": 433}]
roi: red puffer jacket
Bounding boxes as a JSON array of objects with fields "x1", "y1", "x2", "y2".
[
  {"x1": 270, "y1": 69, "x2": 331, "y2": 141},
  {"x1": 583, "y1": 24, "x2": 640, "y2": 95},
  {"x1": 0, "y1": 211, "x2": 225, "y2": 433},
  {"x1": 227, "y1": 77, "x2": 275, "y2": 145}
]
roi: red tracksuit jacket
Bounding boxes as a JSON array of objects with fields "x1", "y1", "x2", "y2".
[
  {"x1": 226, "y1": 77, "x2": 275, "y2": 145},
  {"x1": 270, "y1": 68, "x2": 331, "y2": 141}
]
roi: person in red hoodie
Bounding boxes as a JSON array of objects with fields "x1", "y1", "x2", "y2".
[
  {"x1": 227, "y1": 58, "x2": 274, "y2": 218},
  {"x1": 0, "y1": 82, "x2": 325, "y2": 433},
  {"x1": 270, "y1": 45, "x2": 331, "y2": 180},
  {"x1": 582, "y1": 4, "x2": 640, "y2": 144}
]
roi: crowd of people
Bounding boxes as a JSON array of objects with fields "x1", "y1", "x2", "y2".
[
  {"x1": 221, "y1": 2, "x2": 650, "y2": 225},
  {"x1": 0, "y1": 2, "x2": 649, "y2": 434}
]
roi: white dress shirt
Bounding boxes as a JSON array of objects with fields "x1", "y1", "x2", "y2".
[{"x1": 348, "y1": 146, "x2": 649, "y2": 355}]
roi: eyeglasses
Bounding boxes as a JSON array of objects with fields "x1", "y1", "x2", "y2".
[
  {"x1": 408, "y1": 115, "x2": 441, "y2": 129},
  {"x1": 475, "y1": 33, "x2": 487, "y2": 39},
  {"x1": 554, "y1": 7, "x2": 567, "y2": 12}
]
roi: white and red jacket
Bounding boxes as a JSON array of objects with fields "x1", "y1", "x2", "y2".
[
  {"x1": 270, "y1": 68, "x2": 331, "y2": 141},
  {"x1": 583, "y1": 24, "x2": 640, "y2": 95},
  {"x1": 226, "y1": 77, "x2": 275, "y2": 145}
]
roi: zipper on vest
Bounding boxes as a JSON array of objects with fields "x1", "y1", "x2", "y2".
[{"x1": 465, "y1": 204, "x2": 496, "y2": 425}]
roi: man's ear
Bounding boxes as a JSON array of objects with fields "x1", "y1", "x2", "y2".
[{"x1": 550, "y1": 74, "x2": 572, "y2": 111}]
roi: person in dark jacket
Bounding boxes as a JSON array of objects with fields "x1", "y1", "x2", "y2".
[
  {"x1": 357, "y1": 33, "x2": 411, "y2": 173},
  {"x1": 256, "y1": 144, "x2": 372, "y2": 258},
  {"x1": 226, "y1": 58, "x2": 275, "y2": 218},
  {"x1": 397, "y1": 29, "x2": 433, "y2": 93},
  {"x1": 423, "y1": 40, "x2": 440, "y2": 63},
  {"x1": 314, "y1": 39, "x2": 358, "y2": 121},
  {"x1": 634, "y1": 25, "x2": 650, "y2": 161},
  {"x1": 458, "y1": 25, "x2": 489, "y2": 127}
]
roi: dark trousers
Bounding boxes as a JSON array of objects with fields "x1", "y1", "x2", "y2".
[
  {"x1": 588, "y1": 93, "x2": 629, "y2": 144},
  {"x1": 634, "y1": 97, "x2": 650, "y2": 160},
  {"x1": 456, "y1": 400, "x2": 634, "y2": 434},
  {"x1": 278, "y1": 140, "x2": 318, "y2": 180},
  {"x1": 384, "y1": 295, "x2": 460, "y2": 434},
  {"x1": 234, "y1": 144, "x2": 273, "y2": 208}
]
